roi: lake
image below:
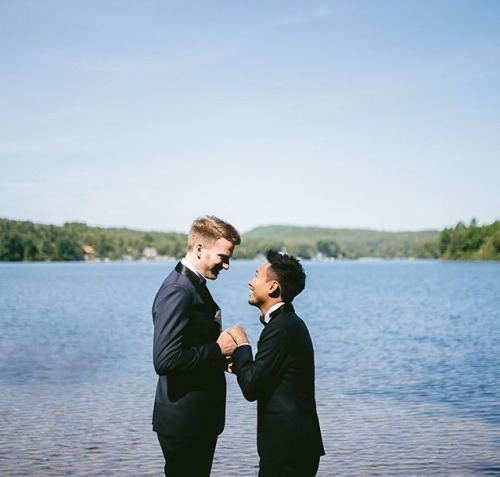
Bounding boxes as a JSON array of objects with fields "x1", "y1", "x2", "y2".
[{"x1": 1, "y1": 260, "x2": 499, "y2": 476}]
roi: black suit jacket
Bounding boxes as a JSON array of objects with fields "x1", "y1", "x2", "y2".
[
  {"x1": 152, "y1": 262, "x2": 226, "y2": 437},
  {"x1": 232, "y1": 303, "x2": 325, "y2": 461}
]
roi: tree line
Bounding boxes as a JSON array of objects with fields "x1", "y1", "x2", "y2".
[
  {"x1": 0, "y1": 219, "x2": 186, "y2": 261},
  {"x1": 1, "y1": 217, "x2": 498, "y2": 262},
  {"x1": 439, "y1": 219, "x2": 500, "y2": 260}
]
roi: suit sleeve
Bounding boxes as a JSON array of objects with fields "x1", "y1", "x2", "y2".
[
  {"x1": 232, "y1": 325, "x2": 289, "y2": 402},
  {"x1": 153, "y1": 283, "x2": 222, "y2": 376}
]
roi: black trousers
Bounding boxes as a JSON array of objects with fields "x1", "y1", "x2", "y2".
[
  {"x1": 157, "y1": 433, "x2": 218, "y2": 477},
  {"x1": 258, "y1": 457, "x2": 320, "y2": 477}
]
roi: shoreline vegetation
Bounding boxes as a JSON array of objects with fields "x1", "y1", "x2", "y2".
[{"x1": 1, "y1": 217, "x2": 499, "y2": 262}]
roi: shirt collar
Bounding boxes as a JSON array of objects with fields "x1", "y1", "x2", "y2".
[
  {"x1": 263, "y1": 302, "x2": 285, "y2": 324},
  {"x1": 181, "y1": 258, "x2": 206, "y2": 284}
]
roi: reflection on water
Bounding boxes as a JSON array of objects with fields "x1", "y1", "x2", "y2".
[{"x1": 1, "y1": 261, "x2": 499, "y2": 476}]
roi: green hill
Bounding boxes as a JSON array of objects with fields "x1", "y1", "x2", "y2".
[
  {"x1": 2, "y1": 218, "x2": 498, "y2": 261},
  {"x1": 237, "y1": 225, "x2": 440, "y2": 259}
]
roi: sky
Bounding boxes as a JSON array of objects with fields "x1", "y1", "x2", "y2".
[{"x1": 1, "y1": 0, "x2": 499, "y2": 234}]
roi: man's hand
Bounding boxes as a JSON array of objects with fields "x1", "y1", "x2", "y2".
[
  {"x1": 226, "y1": 325, "x2": 250, "y2": 346},
  {"x1": 217, "y1": 330, "x2": 237, "y2": 356}
]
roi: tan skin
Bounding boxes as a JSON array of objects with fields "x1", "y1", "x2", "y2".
[{"x1": 226, "y1": 261, "x2": 281, "y2": 346}]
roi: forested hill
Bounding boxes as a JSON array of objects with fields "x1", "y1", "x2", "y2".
[
  {"x1": 240, "y1": 225, "x2": 439, "y2": 259},
  {"x1": 1, "y1": 218, "x2": 498, "y2": 261},
  {"x1": 241, "y1": 221, "x2": 500, "y2": 260},
  {"x1": 0, "y1": 218, "x2": 438, "y2": 261}
]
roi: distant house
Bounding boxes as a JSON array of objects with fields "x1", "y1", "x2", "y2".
[
  {"x1": 82, "y1": 244, "x2": 95, "y2": 254},
  {"x1": 82, "y1": 244, "x2": 97, "y2": 261},
  {"x1": 142, "y1": 247, "x2": 158, "y2": 260}
]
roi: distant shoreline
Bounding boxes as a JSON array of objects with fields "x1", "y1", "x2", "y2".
[{"x1": 1, "y1": 217, "x2": 499, "y2": 262}]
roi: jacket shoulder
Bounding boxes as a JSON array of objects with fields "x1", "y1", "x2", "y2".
[{"x1": 152, "y1": 269, "x2": 197, "y2": 310}]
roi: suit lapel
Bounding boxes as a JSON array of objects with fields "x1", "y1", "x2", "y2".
[
  {"x1": 268, "y1": 302, "x2": 295, "y2": 324},
  {"x1": 175, "y1": 262, "x2": 221, "y2": 329}
]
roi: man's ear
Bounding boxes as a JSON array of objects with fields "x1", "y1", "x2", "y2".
[
  {"x1": 269, "y1": 281, "x2": 281, "y2": 299},
  {"x1": 195, "y1": 243, "x2": 203, "y2": 259}
]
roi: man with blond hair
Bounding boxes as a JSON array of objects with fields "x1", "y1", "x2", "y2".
[{"x1": 152, "y1": 215, "x2": 241, "y2": 477}]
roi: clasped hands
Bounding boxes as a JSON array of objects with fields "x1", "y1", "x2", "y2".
[{"x1": 216, "y1": 325, "x2": 249, "y2": 356}]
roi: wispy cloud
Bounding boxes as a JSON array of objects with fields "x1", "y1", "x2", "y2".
[
  {"x1": 277, "y1": 5, "x2": 335, "y2": 26},
  {"x1": 65, "y1": 46, "x2": 234, "y2": 76}
]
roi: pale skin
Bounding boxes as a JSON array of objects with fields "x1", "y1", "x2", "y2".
[
  {"x1": 184, "y1": 236, "x2": 238, "y2": 356},
  {"x1": 217, "y1": 330, "x2": 238, "y2": 356}
]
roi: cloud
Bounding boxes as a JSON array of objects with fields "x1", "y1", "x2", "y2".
[
  {"x1": 277, "y1": 5, "x2": 335, "y2": 26},
  {"x1": 64, "y1": 44, "x2": 235, "y2": 76}
]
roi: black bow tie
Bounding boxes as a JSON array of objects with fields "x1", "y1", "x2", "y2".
[{"x1": 259, "y1": 315, "x2": 267, "y2": 326}]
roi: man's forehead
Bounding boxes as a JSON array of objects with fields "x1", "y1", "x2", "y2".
[
  {"x1": 258, "y1": 262, "x2": 271, "y2": 273},
  {"x1": 210, "y1": 237, "x2": 235, "y2": 253}
]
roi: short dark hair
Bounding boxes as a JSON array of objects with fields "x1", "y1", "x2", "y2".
[{"x1": 265, "y1": 249, "x2": 306, "y2": 303}]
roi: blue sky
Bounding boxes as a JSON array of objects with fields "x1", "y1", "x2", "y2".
[{"x1": 1, "y1": 0, "x2": 499, "y2": 233}]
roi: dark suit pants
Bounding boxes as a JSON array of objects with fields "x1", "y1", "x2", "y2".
[
  {"x1": 259, "y1": 457, "x2": 320, "y2": 477},
  {"x1": 157, "y1": 433, "x2": 218, "y2": 477}
]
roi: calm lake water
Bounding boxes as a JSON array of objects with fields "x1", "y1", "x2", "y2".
[{"x1": 1, "y1": 260, "x2": 499, "y2": 476}]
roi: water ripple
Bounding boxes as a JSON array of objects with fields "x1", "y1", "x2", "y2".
[{"x1": 1, "y1": 261, "x2": 499, "y2": 476}]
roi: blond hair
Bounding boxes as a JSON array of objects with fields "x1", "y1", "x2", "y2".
[{"x1": 187, "y1": 215, "x2": 241, "y2": 251}]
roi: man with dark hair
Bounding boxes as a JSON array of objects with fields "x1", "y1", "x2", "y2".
[
  {"x1": 228, "y1": 250, "x2": 325, "y2": 477},
  {"x1": 152, "y1": 215, "x2": 241, "y2": 477}
]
